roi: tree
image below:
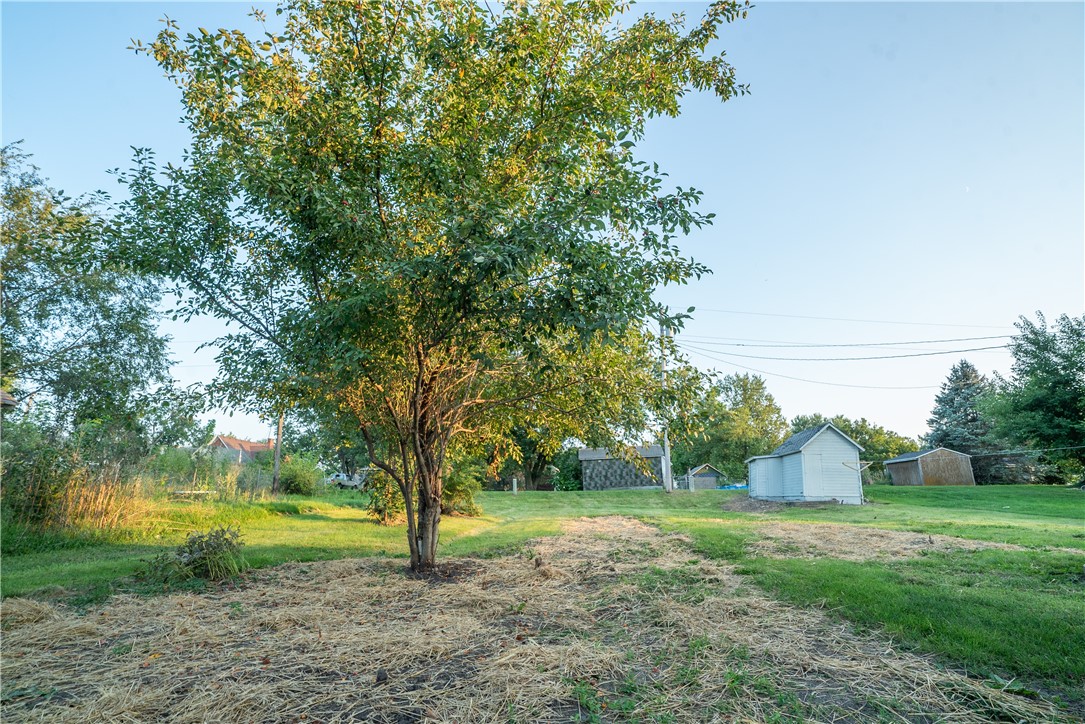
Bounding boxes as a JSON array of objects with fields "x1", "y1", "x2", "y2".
[
  {"x1": 120, "y1": 0, "x2": 748, "y2": 570},
  {"x1": 500, "y1": 426, "x2": 561, "y2": 491},
  {"x1": 924, "y1": 360, "x2": 1001, "y2": 483},
  {"x1": 282, "y1": 407, "x2": 370, "y2": 477},
  {"x1": 791, "y1": 413, "x2": 919, "y2": 477},
  {"x1": 984, "y1": 313, "x2": 1085, "y2": 479},
  {"x1": 925, "y1": 360, "x2": 992, "y2": 450},
  {"x1": 1, "y1": 145, "x2": 170, "y2": 429},
  {"x1": 671, "y1": 373, "x2": 787, "y2": 480}
]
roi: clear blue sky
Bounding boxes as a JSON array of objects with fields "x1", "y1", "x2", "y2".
[{"x1": 4, "y1": 2, "x2": 1083, "y2": 443}]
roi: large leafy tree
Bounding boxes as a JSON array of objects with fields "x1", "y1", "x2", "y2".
[
  {"x1": 0, "y1": 144, "x2": 170, "y2": 431},
  {"x1": 984, "y1": 313, "x2": 1085, "y2": 477},
  {"x1": 120, "y1": 0, "x2": 747, "y2": 570},
  {"x1": 672, "y1": 373, "x2": 787, "y2": 480}
]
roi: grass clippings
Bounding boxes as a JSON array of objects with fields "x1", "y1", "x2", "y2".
[
  {"x1": 748, "y1": 521, "x2": 1031, "y2": 562},
  {"x1": 1, "y1": 517, "x2": 1070, "y2": 723}
]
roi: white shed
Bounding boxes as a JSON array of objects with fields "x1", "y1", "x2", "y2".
[{"x1": 745, "y1": 423, "x2": 865, "y2": 505}]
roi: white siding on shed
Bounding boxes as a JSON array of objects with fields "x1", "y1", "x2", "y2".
[
  {"x1": 746, "y1": 423, "x2": 864, "y2": 505},
  {"x1": 748, "y1": 457, "x2": 783, "y2": 499},
  {"x1": 803, "y1": 430, "x2": 862, "y2": 503},
  {"x1": 781, "y1": 454, "x2": 804, "y2": 497}
]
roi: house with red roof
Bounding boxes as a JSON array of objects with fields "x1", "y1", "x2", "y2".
[{"x1": 207, "y1": 434, "x2": 274, "y2": 464}]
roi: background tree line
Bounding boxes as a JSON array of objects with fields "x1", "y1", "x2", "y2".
[{"x1": 926, "y1": 313, "x2": 1084, "y2": 485}]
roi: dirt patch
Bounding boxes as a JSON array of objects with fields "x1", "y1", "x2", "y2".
[
  {"x1": 1, "y1": 517, "x2": 1069, "y2": 723},
  {"x1": 720, "y1": 496, "x2": 830, "y2": 514},
  {"x1": 749, "y1": 522, "x2": 1031, "y2": 562}
]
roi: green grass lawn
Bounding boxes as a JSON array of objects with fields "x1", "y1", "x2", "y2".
[
  {"x1": 769, "y1": 485, "x2": 1085, "y2": 549},
  {"x1": 2, "y1": 484, "x2": 1083, "y2": 702}
]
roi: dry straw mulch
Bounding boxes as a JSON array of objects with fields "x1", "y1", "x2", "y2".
[
  {"x1": 746, "y1": 522, "x2": 1033, "y2": 562},
  {"x1": 1, "y1": 517, "x2": 1070, "y2": 723}
]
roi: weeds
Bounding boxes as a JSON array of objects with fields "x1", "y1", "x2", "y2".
[{"x1": 143, "y1": 526, "x2": 248, "y2": 584}]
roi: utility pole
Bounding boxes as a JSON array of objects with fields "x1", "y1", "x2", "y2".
[
  {"x1": 272, "y1": 412, "x2": 284, "y2": 494},
  {"x1": 661, "y1": 324, "x2": 674, "y2": 493}
]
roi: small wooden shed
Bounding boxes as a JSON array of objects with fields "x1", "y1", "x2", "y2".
[
  {"x1": 883, "y1": 448, "x2": 975, "y2": 486},
  {"x1": 745, "y1": 422, "x2": 865, "y2": 505},
  {"x1": 683, "y1": 464, "x2": 724, "y2": 491}
]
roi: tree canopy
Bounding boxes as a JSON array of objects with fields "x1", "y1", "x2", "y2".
[
  {"x1": 984, "y1": 313, "x2": 1085, "y2": 479},
  {"x1": 671, "y1": 373, "x2": 787, "y2": 480},
  {"x1": 120, "y1": 0, "x2": 749, "y2": 570},
  {"x1": 1, "y1": 144, "x2": 173, "y2": 436}
]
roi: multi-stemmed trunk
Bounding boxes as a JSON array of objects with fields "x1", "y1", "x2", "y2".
[{"x1": 361, "y1": 351, "x2": 461, "y2": 573}]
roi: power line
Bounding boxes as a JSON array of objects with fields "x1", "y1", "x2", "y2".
[
  {"x1": 677, "y1": 334, "x2": 1012, "y2": 349},
  {"x1": 677, "y1": 340, "x2": 1008, "y2": 362},
  {"x1": 969, "y1": 445, "x2": 1085, "y2": 458},
  {"x1": 679, "y1": 345, "x2": 938, "y2": 390},
  {"x1": 695, "y1": 308, "x2": 1012, "y2": 330}
]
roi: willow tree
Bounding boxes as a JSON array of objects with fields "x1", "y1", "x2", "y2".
[{"x1": 120, "y1": 0, "x2": 747, "y2": 571}]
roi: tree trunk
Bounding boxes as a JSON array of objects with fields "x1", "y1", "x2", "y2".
[
  {"x1": 414, "y1": 470, "x2": 442, "y2": 571},
  {"x1": 271, "y1": 412, "x2": 284, "y2": 494}
]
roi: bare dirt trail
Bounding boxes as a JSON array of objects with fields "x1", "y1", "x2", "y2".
[{"x1": 0, "y1": 517, "x2": 1068, "y2": 723}]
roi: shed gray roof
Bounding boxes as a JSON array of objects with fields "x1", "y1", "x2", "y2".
[
  {"x1": 760, "y1": 422, "x2": 864, "y2": 459},
  {"x1": 883, "y1": 447, "x2": 969, "y2": 465},
  {"x1": 578, "y1": 445, "x2": 664, "y2": 461}
]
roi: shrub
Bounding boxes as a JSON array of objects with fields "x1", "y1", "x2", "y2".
[
  {"x1": 145, "y1": 525, "x2": 248, "y2": 583},
  {"x1": 279, "y1": 455, "x2": 322, "y2": 496},
  {"x1": 442, "y1": 459, "x2": 483, "y2": 516},
  {"x1": 1, "y1": 418, "x2": 139, "y2": 534},
  {"x1": 363, "y1": 470, "x2": 405, "y2": 524},
  {"x1": 551, "y1": 448, "x2": 583, "y2": 491},
  {"x1": 361, "y1": 459, "x2": 482, "y2": 523}
]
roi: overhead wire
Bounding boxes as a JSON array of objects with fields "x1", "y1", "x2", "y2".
[
  {"x1": 968, "y1": 444, "x2": 1085, "y2": 458},
  {"x1": 677, "y1": 340, "x2": 1008, "y2": 362},
  {"x1": 677, "y1": 344, "x2": 939, "y2": 390},
  {"x1": 676, "y1": 334, "x2": 1012, "y2": 349},
  {"x1": 695, "y1": 308, "x2": 1013, "y2": 329}
]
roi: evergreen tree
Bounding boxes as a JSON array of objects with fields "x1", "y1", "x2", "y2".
[
  {"x1": 925, "y1": 360, "x2": 999, "y2": 483},
  {"x1": 926, "y1": 360, "x2": 993, "y2": 451}
]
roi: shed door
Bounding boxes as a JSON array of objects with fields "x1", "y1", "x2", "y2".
[{"x1": 803, "y1": 453, "x2": 823, "y2": 497}]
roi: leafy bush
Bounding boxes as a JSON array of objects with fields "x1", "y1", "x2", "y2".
[
  {"x1": 361, "y1": 458, "x2": 482, "y2": 523},
  {"x1": 442, "y1": 459, "x2": 483, "y2": 516},
  {"x1": 279, "y1": 455, "x2": 322, "y2": 495},
  {"x1": 145, "y1": 525, "x2": 248, "y2": 583},
  {"x1": 363, "y1": 470, "x2": 405, "y2": 524},
  {"x1": 551, "y1": 448, "x2": 583, "y2": 491}
]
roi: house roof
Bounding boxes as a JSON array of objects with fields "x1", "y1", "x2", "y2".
[
  {"x1": 746, "y1": 423, "x2": 864, "y2": 464},
  {"x1": 210, "y1": 434, "x2": 274, "y2": 454},
  {"x1": 0, "y1": 390, "x2": 17, "y2": 409},
  {"x1": 883, "y1": 447, "x2": 969, "y2": 465},
  {"x1": 689, "y1": 463, "x2": 724, "y2": 477}
]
